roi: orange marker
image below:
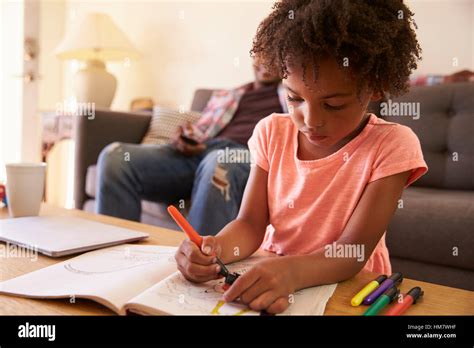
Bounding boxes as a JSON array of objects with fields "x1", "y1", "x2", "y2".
[
  {"x1": 167, "y1": 205, "x2": 240, "y2": 286},
  {"x1": 167, "y1": 205, "x2": 203, "y2": 246}
]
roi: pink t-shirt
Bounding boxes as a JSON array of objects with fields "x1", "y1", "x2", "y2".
[{"x1": 248, "y1": 113, "x2": 428, "y2": 274}]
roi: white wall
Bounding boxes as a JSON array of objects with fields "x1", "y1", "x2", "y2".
[
  {"x1": 0, "y1": 0, "x2": 24, "y2": 181},
  {"x1": 60, "y1": 1, "x2": 275, "y2": 111},
  {"x1": 38, "y1": 0, "x2": 473, "y2": 112},
  {"x1": 407, "y1": 0, "x2": 473, "y2": 75},
  {"x1": 39, "y1": 0, "x2": 65, "y2": 111}
]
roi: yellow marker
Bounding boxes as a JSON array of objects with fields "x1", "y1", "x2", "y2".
[{"x1": 351, "y1": 275, "x2": 387, "y2": 306}]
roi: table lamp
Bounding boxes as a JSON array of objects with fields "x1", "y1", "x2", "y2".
[{"x1": 55, "y1": 12, "x2": 140, "y2": 108}]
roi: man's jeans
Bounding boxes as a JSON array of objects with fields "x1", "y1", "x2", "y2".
[{"x1": 95, "y1": 139, "x2": 251, "y2": 235}]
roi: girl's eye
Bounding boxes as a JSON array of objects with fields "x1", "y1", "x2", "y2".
[
  {"x1": 286, "y1": 95, "x2": 304, "y2": 103},
  {"x1": 324, "y1": 102, "x2": 346, "y2": 111}
]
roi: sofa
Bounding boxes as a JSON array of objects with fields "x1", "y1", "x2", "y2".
[
  {"x1": 74, "y1": 83, "x2": 473, "y2": 290},
  {"x1": 377, "y1": 82, "x2": 474, "y2": 291},
  {"x1": 74, "y1": 89, "x2": 215, "y2": 230}
]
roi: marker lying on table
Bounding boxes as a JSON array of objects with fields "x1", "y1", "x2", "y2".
[
  {"x1": 167, "y1": 205, "x2": 240, "y2": 289},
  {"x1": 363, "y1": 272, "x2": 403, "y2": 305},
  {"x1": 384, "y1": 287, "x2": 424, "y2": 316},
  {"x1": 363, "y1": 286, "x2": 399, "y2": 316},
  {"x1": 351, "y1": 275, "x2": 387, "y2": 306}
]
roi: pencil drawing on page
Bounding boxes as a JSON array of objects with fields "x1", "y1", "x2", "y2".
[{"x1": 64, "y1": 247, "x2": 176, "y2": 275}]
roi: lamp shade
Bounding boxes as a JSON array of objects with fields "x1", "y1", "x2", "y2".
[{"x1": 55, "y1": 12, "x2": 140, "y2": 61}]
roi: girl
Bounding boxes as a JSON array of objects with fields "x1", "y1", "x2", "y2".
[{"x1": 175, "y1": 0, "x2": 428, "y2": 314}]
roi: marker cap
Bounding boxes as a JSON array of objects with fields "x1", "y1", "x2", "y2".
[
  {"x1": 375, "y1": 275, "x2": 388, "y2": 284},
  {"x1": 407, "y1": 286, "x2": 424, "y2": 304},
  {"x1": 388, "y1": 272, "x2": 403, "y2": 286},
  {"x1": 384, "y1": 286, "x2": 400, "y2": 302}
]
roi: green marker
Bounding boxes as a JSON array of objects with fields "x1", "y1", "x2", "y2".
[{"x1": 363, "y1": 286, "x2": 399, "y2": 316}]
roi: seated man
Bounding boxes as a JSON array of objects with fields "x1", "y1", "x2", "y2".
[{"x1": 96, "y1": 58, "x2": 287, "y2": 235}]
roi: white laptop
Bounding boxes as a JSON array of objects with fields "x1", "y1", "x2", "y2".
[{"x1": 0, "y1": 215, "x2": 149, "y2": 257}]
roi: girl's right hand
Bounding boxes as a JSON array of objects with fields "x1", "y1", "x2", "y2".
[{"x1": 174, "y1": 236, "x2": 223, "y2": 283}]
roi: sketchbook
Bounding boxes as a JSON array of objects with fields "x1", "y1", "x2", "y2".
[
  {"x1": 0, "y1": 244, "x2": 337, "y2": 315},
  {"x1": 0, "y1": 216, "x2": 149, "y2": 257}
]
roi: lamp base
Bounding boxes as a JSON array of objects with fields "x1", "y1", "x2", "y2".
[{"x1": 73, "y1": 59, "x2": 117, "y2": 108}]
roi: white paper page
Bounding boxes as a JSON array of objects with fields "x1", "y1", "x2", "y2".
[
  {"x1": 0, "y1": 216, "x2": 149, "y2": 256},
  {"x1": 0, "y1": 244, "x2": 178, "y2": 314},
  {"x1": 127, "y1": 256, "x2": 337, "y2": 315}
]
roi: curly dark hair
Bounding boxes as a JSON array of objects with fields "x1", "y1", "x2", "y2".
[{"x1": 251, "y1": 0, "x2": 422, "y2": 97}]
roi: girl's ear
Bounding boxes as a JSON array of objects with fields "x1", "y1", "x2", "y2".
[{"x1": 370, "y1": 90, "x2": 383, "y2": 102}]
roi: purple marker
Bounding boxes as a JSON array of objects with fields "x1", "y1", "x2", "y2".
[{"x1": 363, "y1": 272, "x2": 403, "y2": 305}]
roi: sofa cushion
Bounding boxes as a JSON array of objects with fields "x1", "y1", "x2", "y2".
[
  {"x1": 141, "y1": 200, "x2": 191, "y2": 229},
  {"x1": 140, "y1": 200, "x2": 186, "y2": 230},
  {"x1": 390, "y1": 257, "x2": 474, "y2": 291},
  {"x1": 386, "y1": 187, "x2": 474, "y2": 271},
  {"x1": 85, "y1": 163, "x2": 186, "y2": 230},
  {"x1": 141, "y1": 200, "x2": 170, "y2": 218},
  {"x1": 85, "y1": 165, "x2": 97, "y2": 198},
  {"x1": 82, "y1": 199, "x2": 96, "y2": 213},
  {"x1": 190, "y1": 89, "x2": 214, "y2": 112},
  {"x1": 381, "y1": 82, "x2": 474, "y2": 190},
  {"x1": 82, "y1": 197, "x2": 180, "y2": 231},
  {"x1": 141, "y1": 106, "x2": 201, "y2": 145}
]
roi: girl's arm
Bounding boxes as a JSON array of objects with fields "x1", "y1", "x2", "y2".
[
  {"x1": 214, "y1": 165, "x2": 269, "y2": 264},
  {"x1": 173, "y1": 164, "x2": 268, "y2": 284},
  {"x1": 285, "y1": 169, "x2": 412, "y2": 289},
  {"x1": 223, "y1": 170, "x2": 412, "y2": 313}
]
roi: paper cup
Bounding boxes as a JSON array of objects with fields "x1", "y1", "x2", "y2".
[{"x1": 5, "y1": 163, "x2": 47, "y2": 217}]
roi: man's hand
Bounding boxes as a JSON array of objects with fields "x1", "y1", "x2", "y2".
[
  {"x1": 223, "y1": 257, "x2": 298, "y2": 314},
  {"x1": 171, "y1": 122, "x2": 207, "y2": 156}
]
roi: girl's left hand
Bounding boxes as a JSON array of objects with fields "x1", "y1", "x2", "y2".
[{"x1": 223, "y1": 257, "x2": 298, "y2": 314}]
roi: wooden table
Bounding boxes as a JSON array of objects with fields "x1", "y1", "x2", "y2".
[{"x1": 1, "y1": 204, "x2": 473, "y2": 315}]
